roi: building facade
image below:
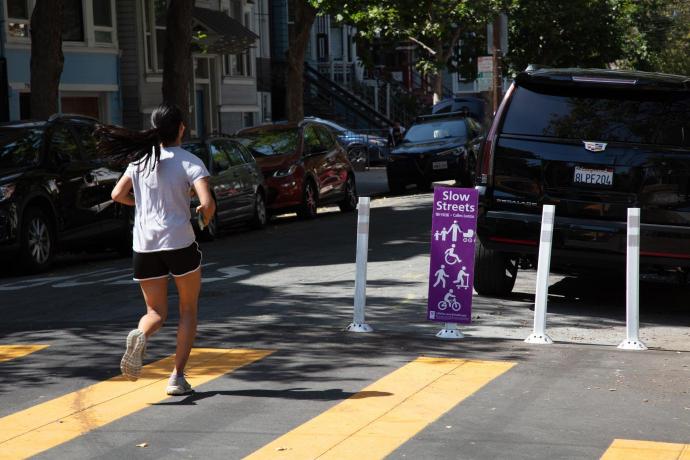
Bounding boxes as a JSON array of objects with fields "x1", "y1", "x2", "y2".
[
  {"x1": 269, "y1": 0, "x2": 362, "y2": 121},
  {"x1": 117, "y1": 0, "x2": 269, "y2": 136},
  {"x1": 3, "y1": 0, "x2": 122, "y2": 123}
]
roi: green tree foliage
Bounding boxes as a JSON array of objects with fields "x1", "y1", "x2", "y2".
[
  {"x1": 506, "y1": 0, "x2": 627, "y2": 73},
  {"x1": 507, "y1": 0, "x2": 690, "y2": 76},
  {"x1": 329, "y1": 0, "x2": 513, "y2": 102},
  {"x1": 619, "y1": 0, "x2": 690, "y2": 75}
]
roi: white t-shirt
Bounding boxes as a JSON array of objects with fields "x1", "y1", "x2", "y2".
[{"x1": 125, "y1": 146, "x2": 209, "y2": 253}]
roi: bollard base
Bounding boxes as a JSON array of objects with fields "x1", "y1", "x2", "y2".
[
  {"x1": 525, "y1": 333, "x2": 553, "y2": 344},
  {"x1": 347, "y1": 322, "x2": 374, "y2": 333},
  {"x1": 436, "y1": 323, "x2": 464, "y2": 340},
  {"x1": 617, "y1": 339, "x2": 648, "y2": 351}
]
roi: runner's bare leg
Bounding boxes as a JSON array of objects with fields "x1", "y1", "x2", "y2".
[
  {"x1": 172, "y1": 268, "x2": 201, "y2": 375},
  {"x1": 138, "y1": 278, "x2": 169, "y2": 337}
]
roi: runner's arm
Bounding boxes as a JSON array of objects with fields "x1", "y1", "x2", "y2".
[
  {"x1": 111, "y1": 175, "x2": 135, "y2": 206},
  {"x1": 193, "y1": 177, "x2": 215, "y2": 225}
]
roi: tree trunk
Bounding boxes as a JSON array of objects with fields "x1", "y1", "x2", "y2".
[
  {"x1": 286, "y1": 1, "x2": 317, "y2": 122},
  {"x1": 30, "y1": 0, "x2": 65, "y2": 119},
  {"x1": 432, "y1": 73, "x2": 444, "y2": 105},
  {"x1": 162, "y1": 0, "x2": 195, "y2": 127},
  {"x1": 431, "y1": 30, "x2": 462, "y2": 105}
]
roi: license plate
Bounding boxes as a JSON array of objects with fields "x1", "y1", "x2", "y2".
[
  {"x1": 432, "y1": 161, "x2": 448, "y2": 170},
  {"x1": 574, "y1": 166, "x2": 613, "y2": 186}
]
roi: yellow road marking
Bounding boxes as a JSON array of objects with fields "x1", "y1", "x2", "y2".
[
  {"x1": 601, "y1": 439, "x2": 690, "y2": 460},
  {"x1": 245, "y1": 357, "x2": 514, "y2": 460},
  {"x1": 0, "y1": 345, "x2": 49, "y2": 363},
  {"x1": 0, "y1": 348, "x2": 273, "y2": 460}
]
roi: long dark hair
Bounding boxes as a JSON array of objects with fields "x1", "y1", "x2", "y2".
[{"x1": 95, "y1": 103, "x2": 184, "y2": 171}]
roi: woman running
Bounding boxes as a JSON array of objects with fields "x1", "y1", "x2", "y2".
[{"x1": 96, "y1": 103, "x2": 215, "y2": 395}]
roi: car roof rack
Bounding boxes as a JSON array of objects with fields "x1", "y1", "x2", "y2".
[{"x1": 415, "y1": 111, "x2": 467, "y2": 123}]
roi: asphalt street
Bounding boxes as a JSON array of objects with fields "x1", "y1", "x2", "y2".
[{"x1": 0, "y1": 172, "x2": 689, "y2": 459}]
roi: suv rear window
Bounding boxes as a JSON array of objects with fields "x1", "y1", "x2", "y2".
[
  {"x1": 0, "y1": 127, "x2": 43, "y2": 169},
  {"x1": 502, "y1": 86, "x2": 690, "y2": 147}
]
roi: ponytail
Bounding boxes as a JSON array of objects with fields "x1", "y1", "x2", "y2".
[
  {"x1": 95, "y1": 102, "x2": 184, "y2": 172},
  {"x1": 95, "y1": 124, "x2": 161, "y2": 172}
]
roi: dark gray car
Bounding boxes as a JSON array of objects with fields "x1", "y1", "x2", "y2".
[{"x1": 182, "y1": 137, "x2": 267, "y2": 240}]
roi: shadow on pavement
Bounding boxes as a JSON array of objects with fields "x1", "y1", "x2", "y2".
[{"x1": 152, "y1": 388, "x2": 392, "y2": 406}]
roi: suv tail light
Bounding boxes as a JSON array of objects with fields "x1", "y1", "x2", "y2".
[{"x1": 479, "y1": 83, "x2": 516, "y2": 185}]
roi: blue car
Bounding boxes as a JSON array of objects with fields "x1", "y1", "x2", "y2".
[{"x1": 304, "y1": 117, "x2": 389, "y2": 170}]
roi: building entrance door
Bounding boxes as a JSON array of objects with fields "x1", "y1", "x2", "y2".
[{"x1": 193, "y1": 56, "x2": 218, "y2": 137}]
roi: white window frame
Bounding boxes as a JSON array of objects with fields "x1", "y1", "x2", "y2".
[
  {"x1": 221, "y1": 2, "x2": 253, "y2": 79},
  {"x1": 5, "y1": 0, "x2": 34, "y2": 42},
  {"x1": 89, "y1": 0, "x2": 118, "y2": 47},
  {"x1": 141, "y1": 0, "x2": 167, "y2": 74},
  {"x1": 4, "y1": 0, "x2": 117, "y2": 47}
]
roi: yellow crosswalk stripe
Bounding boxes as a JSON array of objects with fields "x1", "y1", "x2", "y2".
[
  {"x1": 244, "y1": 357, "x2": 514, "y2": 460},
  {"x1": 0, "y1": 345, "x2": 49, "y2": 363},
  {"x1": 0, "y1": 347, "x2": 273, "y2": 460},
  {"x1": 601, "y1": 439, "x2": 690, "y2": 460}
]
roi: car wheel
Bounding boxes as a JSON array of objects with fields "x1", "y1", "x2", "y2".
[
  {"x1": 251, "y1": 191, "x2": 268, "y2": 229},
  {"x1": 348, "y1": 146, "x2": 367, "y2": 172},
  {"x1": 19, "y1": 207, "x2": 54, "y2": 273},
  {"x1": 199, "y1": 212, "x2": 218, "y2": 241},
  {"x1": 297, "y1": 180, "x2": 318, "y2": 219},
  {"x1": 339, "y1": 175, "x2": 358, "y2": 212},
  {"x1": 473, "y1": 240, "x2": 518, "y2": 296}
]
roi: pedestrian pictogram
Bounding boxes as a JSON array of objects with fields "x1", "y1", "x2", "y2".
[{"x1": 427, "y1": 186, "x2": 479, "y2": 324}]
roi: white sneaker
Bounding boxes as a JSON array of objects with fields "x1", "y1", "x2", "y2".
[
  {"x1": 120, "y1": 329, "x2": 146, "y2": 381},
  {"x1": 166, "y1": 374, "x2": 193, "y2": 395}
]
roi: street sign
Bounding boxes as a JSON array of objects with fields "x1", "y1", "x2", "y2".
[
  {"x1": 427, "y1": 186, "x2": 478, "y2": 324},
  {"x1": 478, "y1": 56, "x2": 493, "y2": 73}
]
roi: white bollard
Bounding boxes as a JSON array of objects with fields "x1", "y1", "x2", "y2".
[
  {"x1": 525, "y1": 204, "x2": 555, "y2": 344},
  {"x1": 618, "y1": 208, "x2": 647, "y2": 350},
  {"x1": 436, "y1": 322, "x2": 464, "y2": 339},
  {"x1": 347, "y1": 197, "x2": 374, "y2": 333}
]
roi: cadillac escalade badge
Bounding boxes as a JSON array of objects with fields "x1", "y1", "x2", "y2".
[{"x1": 583, "y1": 141, "x2": 607, "y2": 152}]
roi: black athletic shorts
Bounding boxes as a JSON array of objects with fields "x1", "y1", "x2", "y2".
[{"x1": 132, "y1": 242, "x2": 202, "y2": 281}]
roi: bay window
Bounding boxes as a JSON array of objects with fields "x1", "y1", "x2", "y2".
[
  {"x1": 222, "y1": 5, "x2": 252, "y2": 78},
  {"x1": 7, "y1": 0, "x2": 30, "y2": 38},
  {"x1": 142, "y1": 0, "x2": 168, "y2": 73},
  {"x1": 5, "y1": 0, "x2": 117, "y2": 46},
  {"x1": 93, "y1": 0, "x2": 115, "y2": 44},
  {"x1": 62, "y1": 0, "x2": 84, "y2": 42}
]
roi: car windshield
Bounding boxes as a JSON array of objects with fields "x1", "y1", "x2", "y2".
[
  {"x1": 0, "y1": 127, "x2": 43, "y2": 169},
  {"x1": 503, "y1": 86, "x2": 690, "y2": 147},
  {"x1": 404, "y1": 120, "x2": 467, "y2": 143},
  {"x1": 319, "y1": 120, "x2": 347, "y2": 134},
  {"x1": 240, "y1": 129, "x2": 299, "y2": 156}
]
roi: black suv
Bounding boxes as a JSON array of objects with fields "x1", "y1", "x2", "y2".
[
  {"x1": 475, "y1": 68, "x2": 690, "y2": 295},
  {"x1": 0, "y1": 114, "x2": 129, "y2": 273},
  {"x1": 386, "y1": 113, "x2": 483, "y2": 193}
]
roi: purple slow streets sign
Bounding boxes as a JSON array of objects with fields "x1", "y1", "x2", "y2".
[{"x1": 427, "y1": 186, "x2": 479, "y2": 324}]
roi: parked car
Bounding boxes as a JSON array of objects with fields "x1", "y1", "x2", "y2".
[
  {"x1": 432, "y1": 96, "x2": 487, "y2": 124},
  {"x1": 303, "y1": 116, "x2": 389, "y2": 169},
  {"x1": 236, "y1": 121, "x2": 357, "y2": 218},
  {"x1": 475, "y1": 67, "x2": 690, "y2": 296},
  {"x1": 182, "y1": 137, "x2": 267, "y2": 240},
  {"x1": 0, "y1": 114, "x2": 129, "y2": 273},
  {"x1": 385, "y1": 112, "x2": 483, "y2": 193}
]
